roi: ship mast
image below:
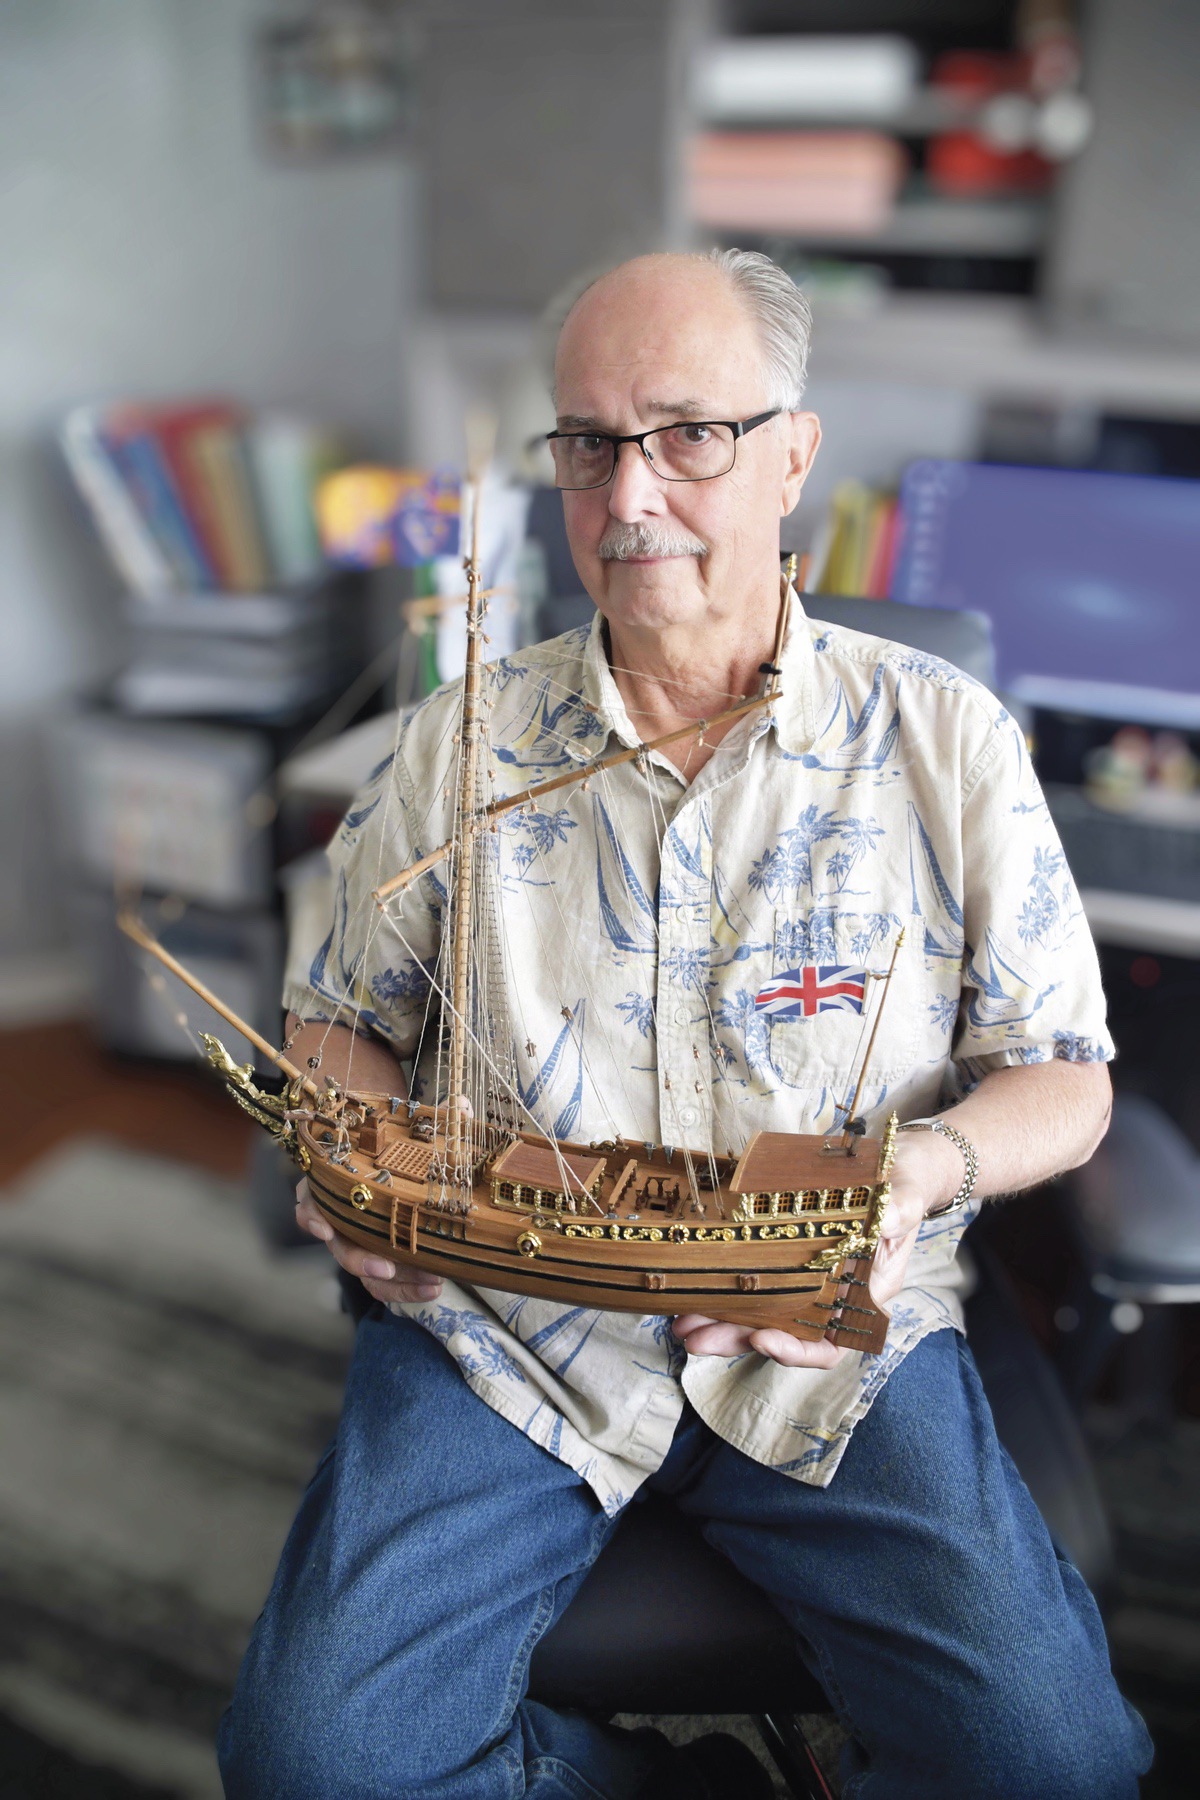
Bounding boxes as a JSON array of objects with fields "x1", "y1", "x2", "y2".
[
  {"x1": 834, "y1": 926, "x2": 906, "y2": 1154},
  {"x1": 443, "y1": 452, "x2": 488, "y2": 1190}
]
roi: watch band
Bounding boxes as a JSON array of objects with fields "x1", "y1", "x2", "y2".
[{"x1": 897, "y1": 1117, "x2": 979, "y2": 1217}]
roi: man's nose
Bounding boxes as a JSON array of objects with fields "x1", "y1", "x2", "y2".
[{"x1": 606, "y1": 439, "x2": 667, "y2": 520}]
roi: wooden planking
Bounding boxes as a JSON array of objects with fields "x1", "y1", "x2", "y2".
[{"x1": 732, "y1": 1130, "x2": 881, "y2": 1196}]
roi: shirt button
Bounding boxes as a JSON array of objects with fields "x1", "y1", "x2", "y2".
[
  {"x1": 673, "y1": 1006, "x2": 688, "y2": 1025},
  {"x1": 678, "y1": 1105, "x2": 697, "y2": 1125}
]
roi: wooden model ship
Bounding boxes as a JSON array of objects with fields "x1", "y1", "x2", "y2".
[{"x1": 120, "y1": 493, "x2": 901, "y2": 1354}]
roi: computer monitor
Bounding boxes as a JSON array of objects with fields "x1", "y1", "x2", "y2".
[{"x1": 891, "y1": 460, "x2": 1200, "y2": 728}]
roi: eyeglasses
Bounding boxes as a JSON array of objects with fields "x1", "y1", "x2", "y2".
[{"x1": 542, "y1": 410, "x2": 780, "y2": 491}]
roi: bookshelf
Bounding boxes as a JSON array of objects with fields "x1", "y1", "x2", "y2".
[
  {"x1": 55, "y1": 395, "x2": 375, "y2": 1064},
  {"x1": 47, "y1": 625, "x2": 371, "y2": 1069},
  {"x1": 688, "y1": 14, "x2": 1082, "y2": 299}
]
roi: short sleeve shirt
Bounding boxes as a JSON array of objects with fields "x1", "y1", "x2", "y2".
[{"x1": 286, "y1": 602, "x2": 1112, "y2": 1514}]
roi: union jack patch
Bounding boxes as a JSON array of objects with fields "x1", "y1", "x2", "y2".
[{"x1": 754, "y1": 964, "x2": 868, "y2": 1020}]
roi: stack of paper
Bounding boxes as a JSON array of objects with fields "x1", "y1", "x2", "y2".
[{"x1": 113, "y1": 588, "x2": 346, "y2": 718}]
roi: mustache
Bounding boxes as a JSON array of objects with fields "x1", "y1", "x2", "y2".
[{"x1": 597, "y1": 520, "x2": 709, "y2": 561}]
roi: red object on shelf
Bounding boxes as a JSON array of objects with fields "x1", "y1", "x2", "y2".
[
  {"x1": 927, "y1": 51, "x2": 1053, "y2": 198},
  {"x1": 934, "y1": 50, "x2": 1021, "y2": 101},
  {"x1": 927, "y1": 133, "x2": 1051, "y2": 196}
]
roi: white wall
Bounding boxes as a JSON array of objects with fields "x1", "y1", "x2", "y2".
[{"x1": 0, "y1": 0, "x2": 413, "y2": 953}]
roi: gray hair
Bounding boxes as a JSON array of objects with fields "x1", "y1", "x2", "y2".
[
  {"x1": 544, "y1": 247, "x2": 813, "y2": 412},
  {"x1": 697, "y1": 247, "x2": 813, "y2": 411}
]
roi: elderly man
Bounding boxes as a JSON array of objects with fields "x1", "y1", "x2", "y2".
[{"x1": 219, "y1": 252, "x2": 1150, "y2": 1799}]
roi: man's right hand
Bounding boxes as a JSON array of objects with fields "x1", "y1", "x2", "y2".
[{"x1": 295, "y1": 1179, "x2": 444, "y2": 1307}]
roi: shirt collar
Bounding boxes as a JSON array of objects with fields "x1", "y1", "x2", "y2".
[
  {"x1": 771, "y1": 588, "x2": 818, "y2": 755},
  {"x1": 577, "y1": 586, "x2": 817, "y2": 760},
  {"x1": 580, "y1": 611, "x2": 642, "y2": 753}
]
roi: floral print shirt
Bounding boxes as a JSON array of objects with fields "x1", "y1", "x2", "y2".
[{"x1": 286, "y1": 601, "x2": 1112, "y2": 1513}]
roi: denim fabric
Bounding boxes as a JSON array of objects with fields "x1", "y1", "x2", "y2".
[{"x1": 218, "y1": 1312, "x2": 1151, "y2": 1800}]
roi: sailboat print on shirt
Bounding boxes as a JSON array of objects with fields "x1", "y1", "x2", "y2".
[
  {"x1": 493, "y1": 667, "x2": 606, "y2": 771},
  {"x1": 517, "y1": 1000, "x2": 588, "y2": 1141},
  {"x1": 963, "y1": 927, "x2": 1057, "y2": 1035},
  {"x1": 594, "y1": 798, "x2": 657, "y2": 958},
  {"x1": 907, "y1": 803, "x2": 964, "y2": 963},
  {"x1": 792, "y1": 666, "x2": 902, "y2": 783}
]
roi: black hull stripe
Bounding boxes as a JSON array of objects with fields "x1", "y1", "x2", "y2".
[{"x1": 311, "y1": 1187, "x2": 833, "y2": 1300}]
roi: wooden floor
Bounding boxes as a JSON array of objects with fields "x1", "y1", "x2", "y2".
[{"x1": 1, "y1": 1020, "x2": 253, "y2": 1188}]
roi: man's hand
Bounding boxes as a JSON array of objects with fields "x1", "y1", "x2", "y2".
[
  {"x1": 296, "y1": 1180, "x2": 444, "y2": 1307},
  {"x1": 672, "y1": 1129, "x2": 963, "y2": 1367}
]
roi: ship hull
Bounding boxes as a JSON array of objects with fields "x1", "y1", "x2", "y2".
[{"x1": 293, "y1": 1105, "x2": 893, "y2": 1352}]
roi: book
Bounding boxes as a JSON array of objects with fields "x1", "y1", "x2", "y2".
[
  {"x1": 188, "y1": 422, "x2": 272, "y2": 590},
  {"x1": 696, "y1": 35, "x2": 919, "y2": 124},
  {"x1": 248, "y1": 414, "x2": 339, "y2": 586},
  {"x1": 150, "y1": 401, "x2": 248, "y2": 588},
  {"x1": 60, "y1": 407, "x2": 175, "y2": 599},
  {"x1": 63, "y1": 398, "x2": 347, "y2": 598},
  {"x1": 809, "y1": 482, "x2": 899, "y2": 598},
  {"x1": 100, "y1": 409, "x2": 218, "y2": 589},
  {"x1": 863, "y1": 496, "x2": 899, "y2": 599}
]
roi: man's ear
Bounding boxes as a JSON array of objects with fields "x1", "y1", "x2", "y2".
[{"x1": 780, "y1": 412, "x2": 821, "y2": 517}]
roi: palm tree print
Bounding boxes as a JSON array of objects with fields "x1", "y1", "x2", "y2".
[
  {"x1": 748, "y1": 804, "x2": 844, "y2": 900},
  {"x1": 713, "y1": 987, "x2": 773, "y2": 1081},
  {"x1": 850, "y1": 910, "x2": 902, "y2": 960},
  {"x1": 507, "y1": 807, "x2": 578, "y2": 881},
  {"x1": 374, "y1": 960, "x2": 434, "y2": 1005},
  {"x1": 928, "y1": 993, "x2": 959, "y2": 1035},
  {"x1": 1018, "y1": 846, "x2": 1070, "y2": 949},
  {"x1": 750, "y1": 808, "x2": 884, "y2": 901},
  {"x1": 616, "y1": 992, "x2": 656, "y2": 1037},
  {"x1": 662, "y1": 945, "x2": 708, "y2": 991}
]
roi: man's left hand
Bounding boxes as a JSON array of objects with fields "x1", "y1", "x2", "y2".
[{"x1": 671, "y1": 1129, "x2": 963, "y2": 1368}]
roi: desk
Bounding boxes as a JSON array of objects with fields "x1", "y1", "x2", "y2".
[
  {"x1": 278, "y1": 711, "x2": 399, "y2": 807},
  {"x1": 1081, "y1": 889, "x2": 1200, "y2": 961}
]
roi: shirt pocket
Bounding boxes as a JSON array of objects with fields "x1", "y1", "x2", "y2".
[{"x1": 766, "y1": 908, "x2": 922, "y2": 1089}]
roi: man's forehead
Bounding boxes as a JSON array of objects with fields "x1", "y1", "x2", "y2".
[
  {"x1": 555, "y1": 396, "x2": 722, "y2": 428},
  {"x1": 555, "y1": 260, "x2": 761, "y2": 419}
]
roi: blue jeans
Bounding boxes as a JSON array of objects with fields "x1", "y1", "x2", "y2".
[{"x1": 218, "y1": 1311, "x2": 1151, "y2": 1799}]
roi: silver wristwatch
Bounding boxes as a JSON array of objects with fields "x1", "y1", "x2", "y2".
[{"x1": 897, "y1": 1117, "x2": 979, "y2": 1217}]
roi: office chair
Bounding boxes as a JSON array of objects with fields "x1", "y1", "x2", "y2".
[{"x1": 1058, "y1": 1092, "x2": 1200, "y2": 1413}]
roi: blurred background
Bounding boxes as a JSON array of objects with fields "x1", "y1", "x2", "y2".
[{"x1": 2, "y1": 1, "x2": 1199, "y2": 1795}]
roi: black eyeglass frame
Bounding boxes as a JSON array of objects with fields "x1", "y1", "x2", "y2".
[{"x1": 541, "y1": 409, "x2": 781, "y2": 490}]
